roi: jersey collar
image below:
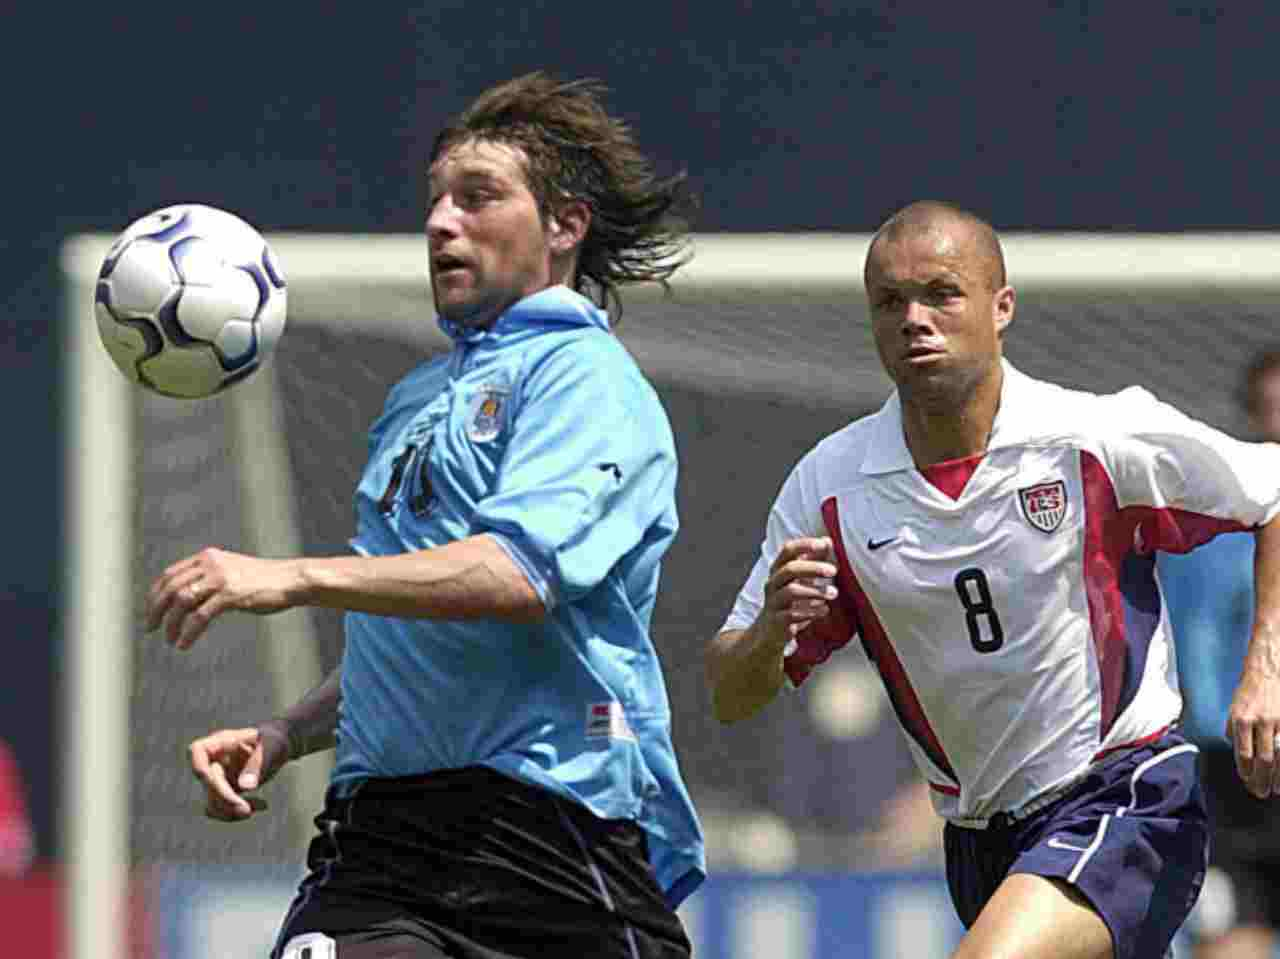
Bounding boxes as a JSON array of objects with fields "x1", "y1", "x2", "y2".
[
  {"x1": 436, "y1": 285, "x2": 610, "y2": 344},
  {"x1": 860, "y1": 359, "x2": 1028, "y2": 475}
]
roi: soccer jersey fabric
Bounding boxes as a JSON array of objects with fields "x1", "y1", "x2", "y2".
[
  {"x1": 722, "y1": 362, "x2": 1280, "y2": 824},
  {"x1": 333, "y1": 285, "x2": 704, "y2": 905}
]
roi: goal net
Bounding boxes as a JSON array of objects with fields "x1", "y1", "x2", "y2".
[{"x1": 60, "y1": 231, "x2": 1280, "y2": 959}]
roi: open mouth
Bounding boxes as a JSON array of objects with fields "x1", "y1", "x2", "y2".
[{"x1": 433, "y1": 254, "x2": 469, "y2": 275}]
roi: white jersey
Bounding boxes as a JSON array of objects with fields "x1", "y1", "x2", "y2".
[{"x1": 722, "y1": 362, "x2": 1280, "y2": 824}]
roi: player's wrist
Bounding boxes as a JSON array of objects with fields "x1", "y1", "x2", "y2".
[
  {"x1": 749, "y1": 617, "x2": 792, "y2": 657},
  {"x1": 259, "y1": 717, "x2": 301, "y2": 763},
  {"x1": 281, "y1": 557, "x2": 321, "y2": 608}
]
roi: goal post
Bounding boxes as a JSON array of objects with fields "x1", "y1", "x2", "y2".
[{"x1": 58, "y1": 230, "x2": 1280, "y2": 959}]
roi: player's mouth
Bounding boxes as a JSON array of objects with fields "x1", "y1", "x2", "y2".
[
  {"x1": 432, "y1": 254, "x2": 471, "y2": 279},
  {"x1": 903, "y1": 344, "x2": 945, "y2": 363}
]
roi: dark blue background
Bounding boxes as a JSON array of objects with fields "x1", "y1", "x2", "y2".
[{"x1": 5, "y1": 2, "x2": 1273, "y2": 857}]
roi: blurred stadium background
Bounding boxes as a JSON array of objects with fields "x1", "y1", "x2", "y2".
[{"x1": 7, "y1": 4, "x2": 1280, "y2": 957}]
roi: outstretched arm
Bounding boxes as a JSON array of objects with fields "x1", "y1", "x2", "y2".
[
  {"x1": 705, "y1": 537, "x2": 837, "y2": 723},
  {"x1": 147, "y1": 533, "x2": 545, "y2": 649},
  {"x1": 1228, "y1": 515, "x2": 1280, "y2": 797}
]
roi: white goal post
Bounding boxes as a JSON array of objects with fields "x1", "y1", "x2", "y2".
[{"x1": 58, "y1": 230, "x2": 1280, "y2": 959}]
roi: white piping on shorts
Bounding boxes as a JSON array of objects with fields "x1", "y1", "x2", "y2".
[{"x1": 1065, "y1": 742, "x2": 1198, "y2": 883}]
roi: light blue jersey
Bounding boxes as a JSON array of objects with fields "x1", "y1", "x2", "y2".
[
  {"x1": 1158, "y1": 532, "x2": 1255, "y2": 745},
  {"x1": 331, "y1": 285, "x2": 705, "y2": 906}
]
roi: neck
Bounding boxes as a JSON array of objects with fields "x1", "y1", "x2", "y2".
[{"x1": 900, "y1": 361, "x2": 1003, "y2": 469}]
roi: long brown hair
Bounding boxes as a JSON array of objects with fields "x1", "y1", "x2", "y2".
[{"x1": 430, "y1": 72, "x2": 695, "y2": 318}]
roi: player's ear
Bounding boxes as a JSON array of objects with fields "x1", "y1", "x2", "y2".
[
  {"x1": 993, "y1": 285, "x2": 1016, "y2": 336},
  {"x1": 548, "y1": 200, "x2": 590, "y2": 255}
]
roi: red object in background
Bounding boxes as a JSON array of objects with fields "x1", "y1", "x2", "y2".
[
  {"x1": 0, "y1": 866, "x2": 60, "y2": 957},
  {"x1": 0, "y1": 738, "x2": 34, "y2": 877},
  {"x1": 0, "y1": 736, "x2": 154, "y2": 959},
  {"x1": 0, "y1": 865, "x2": 154, "y2": 959}
]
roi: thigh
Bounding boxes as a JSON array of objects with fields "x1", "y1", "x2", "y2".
[{"x1": 952, "y1": 873, "x2": 1113, "y2": 959}]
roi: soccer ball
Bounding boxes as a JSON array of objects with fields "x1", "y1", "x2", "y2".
[{"x1": 94, "y1": 204, "x2": 287, "y2": 398}]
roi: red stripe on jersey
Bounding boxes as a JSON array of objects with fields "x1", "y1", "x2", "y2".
[
  {"x1": 1092, "y1": 724, "x2": 1172, "y2": 761},
  {"x1": 920, "y1": 452, "x2": 985, "y2": 500},
  {"x1": 1079, "y1": 451, "x2": 1247, "y2": 735},
  {"x1": 929, "y1": 781, "x2": 961, "y2": 796},
  {"x1": 783, "y1": 579, "x2": 859, "y2": 686},
  {"x1": 821, "y1": 497, "x2": 960, "y2": 787}
]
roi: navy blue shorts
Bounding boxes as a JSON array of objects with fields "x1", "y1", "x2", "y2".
[{"x1": 944, "y1": 734, "x2": 1209, "y2": 959}]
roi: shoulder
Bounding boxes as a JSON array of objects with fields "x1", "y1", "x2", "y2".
[
  {"x1": 530, "y1": 325, "x2": 636, "y2": 370},
  {"x1": 999, "y1": 366, "x2": 1181, "y2": 447},
  {"x1": 794, "y1": 408, "x2": 882, "y2": 482},
  {"x1": 525, "y1": 328, "x2": 656, "y2": 401}
]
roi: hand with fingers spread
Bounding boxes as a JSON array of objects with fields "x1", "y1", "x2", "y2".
[
  {"x1": 189, "y1": 722, "x2": 292, "y2": 822},
  {"x1": 1226, "y1": 652, "x2": 1280, "y2": 799},
  {"x1": 145, "y1": 547, "x2": 302, "y2": 649}
]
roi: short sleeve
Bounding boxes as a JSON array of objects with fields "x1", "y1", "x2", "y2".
[
  {"x1": 1098, "y1": 386, "x2": 1280, "y2": 529},
  {"x1": 471, "y1": 337, "x2": 677, "y2": 606},
  {"x1": 720, "y1": 447, "x2": 826, "y2": 634}
]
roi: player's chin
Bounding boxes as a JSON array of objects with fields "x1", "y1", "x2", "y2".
[
  {"x1": 433, "y1": 292, "x2": 479, "y2": 324},
  {"x1": 892, "y1": 359, "x2": 949, "y2": 388}
]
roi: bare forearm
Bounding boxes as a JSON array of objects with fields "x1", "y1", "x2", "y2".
[
  {"x1": 269, "y1": 666, "x2": 342, "y2": 760},
  {"x1": 1248, "y1": 516, "x2": 1280, "y2": 675},
  {"x1": 290, "y1": 534, "x2": 545, "y2": 624},
  {"x1": 705, "y1": 623, "x2": 790, "y2": 723}
]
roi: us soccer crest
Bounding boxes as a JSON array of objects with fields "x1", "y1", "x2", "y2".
[
  {"x1": 466, "y1": 386, "x2": 508, "y2": 442},
  {"x1": 1019, "y1": 479, "x2": 1067, "y2": 533}
]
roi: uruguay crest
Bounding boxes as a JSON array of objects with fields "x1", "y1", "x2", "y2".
[
  {"x1": 1019, "y1": 479, "x2": 1067, "y2": 533},
  {"x1": 466, "y1": 386, "x2": 508, "y2": 442}
]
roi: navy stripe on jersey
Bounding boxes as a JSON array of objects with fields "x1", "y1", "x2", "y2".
[
  {"x1": 820, "y1": 497, "x2": 960, "y2": 790},
  {"x1": 1115, "y1": 552, "x2": 1161, "y2": 722},
  {"x1": 1080, "y1": 451, "x2": 1246, "y2": 737}
]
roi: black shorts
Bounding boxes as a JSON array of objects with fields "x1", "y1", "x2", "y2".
[
  {"x1": 1197, "y1": 744, "x2": 1280, "y2": 931},
  {"x1": 271, "y1": 766, "x2": 690, "y2": 959}
]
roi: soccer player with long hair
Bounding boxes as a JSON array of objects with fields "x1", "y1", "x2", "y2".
[{"x1": 147, "y1": 72, "x2": 704, "y2": 959}]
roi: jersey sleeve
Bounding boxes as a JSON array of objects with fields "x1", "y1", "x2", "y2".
[
  {"x1": 720, "y1": 450, "x2": 824, "y2": 633},
  {"x1": 1096, "y1": 386, "x2": 1280, "y2": 550},
  {"x1": 471, "y1": 338, "x2": 677, "y2": 607},
  {"x1": 719, "y1": 444, "x2": 860, "y2": 685}
]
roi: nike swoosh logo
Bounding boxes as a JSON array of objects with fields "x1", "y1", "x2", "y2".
[
  {"x1": 1046, "y1": 837, "x2": 1089, "y2": 853},
  {"x1": 867, "y1": 537, "x2": 898, "y2": 551}
]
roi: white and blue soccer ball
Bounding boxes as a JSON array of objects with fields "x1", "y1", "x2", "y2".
[{"x1": 94, "y1": 204, "x2": 287, "y2": 398}]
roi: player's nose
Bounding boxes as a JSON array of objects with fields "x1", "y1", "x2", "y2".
[
  {"x1": 426, "y1": 194, "x2": 462, "y2": 243},
  {"x1": 901, "y1": 298, "x2": 935, "y2": 332}
]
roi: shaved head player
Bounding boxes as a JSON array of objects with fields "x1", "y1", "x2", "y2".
[{"x1": 707, "y1": 201, "x2": 1280, "y2": 959}]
